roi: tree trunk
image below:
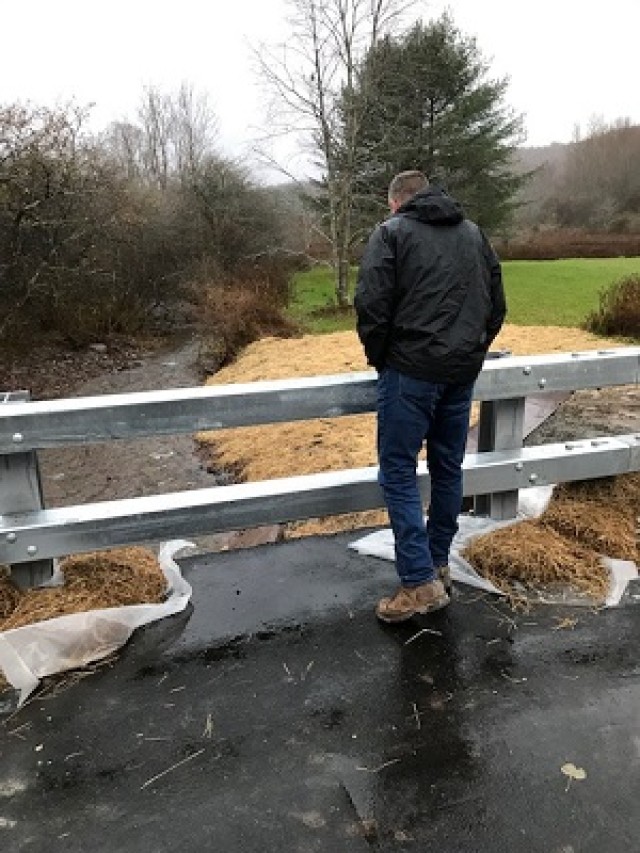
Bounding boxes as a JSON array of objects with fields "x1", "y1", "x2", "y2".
[{"x1": 334, "y1": 249, "x2": 351, "y2": 307}]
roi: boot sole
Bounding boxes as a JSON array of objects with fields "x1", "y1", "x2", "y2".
[{"x1": 375, "y1": 594, "x2": 450, "y2": 624}]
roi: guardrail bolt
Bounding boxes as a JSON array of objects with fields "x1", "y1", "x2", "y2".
[
  {"x1": 12, "y1": 432, "x2": 24, "y2": 444},
  {"x1": 6, "y1": 533, "x2": 17, "y2": 543},
  {"x1": 523, "y1": 366, "x2": 532, "y2": 375},
  {"x1": 515, "y1": 462, "x2": 524, "y2": 471},
  {"x1": 26, "y1": 545, "x2": 38, "y2": 556},
  {"x1": 538, "y1": 378, "x2": 547, "y2": 389},
  {"x1": 529, "y1": 473, "x2": 538, "y2": 483}
]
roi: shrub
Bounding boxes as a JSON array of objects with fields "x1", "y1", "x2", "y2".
[
  {"x1": 493, "y1": 228, "x2": 640, "y2": 260},
  {"x1": 583, "y1": 275, "x2": 640, "y2": 339},
  {"x1": 192, "y1": 260, "x2": 301, "y2": 373}
]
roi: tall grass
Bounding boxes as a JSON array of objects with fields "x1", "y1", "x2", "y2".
[{"x1": 288, "y1": 258, "x2": 640, "y2": 333}]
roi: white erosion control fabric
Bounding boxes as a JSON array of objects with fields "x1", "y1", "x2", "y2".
[
  {"x1": 0, "y1": 540, "x2": 194, "y2": 706},
  {"x1": 350, "y1": 487, "x2": 638, "y2": 608}
]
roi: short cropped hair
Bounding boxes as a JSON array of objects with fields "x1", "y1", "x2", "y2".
[{"x1": 388, "y1": 170, "x2": 429, "y2": 206}]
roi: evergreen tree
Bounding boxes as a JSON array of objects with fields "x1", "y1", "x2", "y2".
[{"x1": 351, "y1": 14, "x2": 526, "y2": 233}]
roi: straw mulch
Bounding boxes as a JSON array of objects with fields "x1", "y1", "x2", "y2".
[
  {"x1": 0, "y1": 567, "x2": 22, "y2": 620},
  {"x1": 0, "y1": 547, "x2": 167, "y2": 633},
  {"x1": 551, "y1": 472, "x2": 640, "y2": 520},
  {"x1": 540, "y1": 500, "x2": 637, "y2": 562},
  {"x1": 463, "y1": 519, "x2": 610, "y2": 605},
  {"x1": 463, "y1": 473, "x2": 640, "y2": 607},
  {"x1": 542, "y1": 472, "x2": 639, "y2": 564}
]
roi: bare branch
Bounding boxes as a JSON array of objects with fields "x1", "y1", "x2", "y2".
[{"x1": 252, "y1": 0, "x2": 408, "y2": 305}]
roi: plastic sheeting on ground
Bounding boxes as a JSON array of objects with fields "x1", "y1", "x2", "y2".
[
  {"x1": 0, "y1": 540, "x2": 194, "y2": 707},
  {"x1": 349, "y1": 487, "x2": 638, "y2": 608}
]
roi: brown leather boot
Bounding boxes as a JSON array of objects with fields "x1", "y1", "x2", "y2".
[{"x1": 375, "y1": 579, "x2": 450, "y2": 623}]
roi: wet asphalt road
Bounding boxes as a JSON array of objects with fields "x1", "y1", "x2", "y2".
[{"x1": 2, "y1": 532, "x2": 640, "y2": 852}]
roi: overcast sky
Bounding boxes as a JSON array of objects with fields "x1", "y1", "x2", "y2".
[{"x1": 2, "y1": 0, "x2": 638, "y2": 178}]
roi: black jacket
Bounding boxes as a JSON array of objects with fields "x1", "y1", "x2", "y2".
[{"x1": 355, "y1": 187, "x2": 506, "y2": 384}]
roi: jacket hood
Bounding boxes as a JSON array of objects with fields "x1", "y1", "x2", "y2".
[{"x1": 397, "y1": 186, "x2": 464, "y2": 225}]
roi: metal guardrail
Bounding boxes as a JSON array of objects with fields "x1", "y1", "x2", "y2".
[
  {"x1": 1, "y1": 349, "x2": 637, "y2": 455},
  {"x1": 1, "y1": 347, "x2": 639, "y2": 586}
]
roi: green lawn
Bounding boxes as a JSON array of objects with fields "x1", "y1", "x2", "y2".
[
  {"x1": 287, "y1": 264, "x2": 359, "y2": 333},
  {"x1": 503, "y1": 258, "x2": 640, "y2": 326},
  {"x1": 289, "y1": 257, "x2": 640, "y2": 333}
]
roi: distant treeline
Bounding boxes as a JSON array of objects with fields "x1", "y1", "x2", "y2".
[{"x1": 512, "y1": 120, "x2": 640, "y2": 235}]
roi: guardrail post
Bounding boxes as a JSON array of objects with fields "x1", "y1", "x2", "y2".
[
  {"x1": 1, "y1": 391, "x2": 54, "y2": 588},
  {"x1": 473, "y1": 350, "x2": 524, "y2": 520},
  {"x1": 473, "y1": 397, "x2": 526, "y2": 519}
]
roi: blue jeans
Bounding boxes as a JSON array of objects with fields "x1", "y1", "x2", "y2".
[{"x1": 377, "y1": 367, "x2": 474, "y2": 587}]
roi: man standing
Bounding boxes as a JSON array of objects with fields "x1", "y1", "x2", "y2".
[{"x1": 355, "y1": 171, "x2": 506, "y2": 623}]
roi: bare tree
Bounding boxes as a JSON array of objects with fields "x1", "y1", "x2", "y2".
[
  {"x1": 137, "y1": 87, "x2": 173, "y2": 188},
  {"x1": 104, "y1": 120, "x2": 145, "y2": 180},
  {"x1": 0, "y1": 103, "x2": 88, "y2": 333},
  {"x1": 255, "y1": 0, "x2": 409, "y2": 306},
  {"x1": 173, "y1": 83, "x2": 218, "y2": 179},
  {"x1": 129, "y1": 84, "x2": 218, "y2": 187},
  {"x1": 0, "y1": 102, "x2": 150, "y2": 343}
]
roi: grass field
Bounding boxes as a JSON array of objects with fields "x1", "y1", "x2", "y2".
[{"x1": 288, "y1": 257, "x2": 640, "y2": 333}]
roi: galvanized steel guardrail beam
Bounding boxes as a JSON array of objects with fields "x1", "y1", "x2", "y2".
[
  {"x1": 1, "y1": 433, "x2": 638, "y2": 564},
  {"x1": 1, "y1": 348, "x2": 638, "y2": 454}
]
